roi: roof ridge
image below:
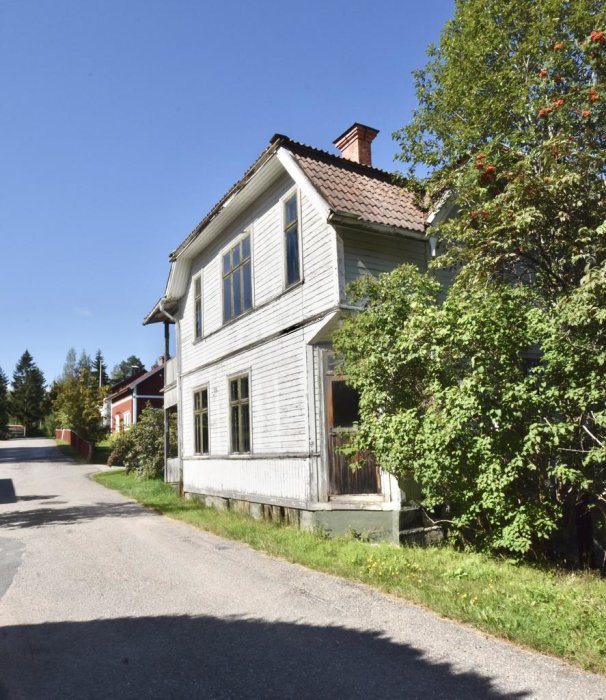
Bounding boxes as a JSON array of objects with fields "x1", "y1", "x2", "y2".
[
  {"x1": 271, "y1": 133, "x2": 403, "y2": 182},
  {"x1": 170, "y1": 131, "x2": 417, "y2": 261}
]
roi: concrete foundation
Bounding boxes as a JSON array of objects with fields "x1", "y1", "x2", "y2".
[{"x1": 183, "y1": 491, "x2": 441, "y2": 545}]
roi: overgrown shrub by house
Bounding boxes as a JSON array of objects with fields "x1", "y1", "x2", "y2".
[
  {"x1": 333, "y1": 0, "x2": 606, "y2": 565},
  {"x1": 108, "y1": 405, "x2": 164, "y2": 479}
]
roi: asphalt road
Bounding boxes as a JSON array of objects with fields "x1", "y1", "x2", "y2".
[{"x1": 0, "y1": 438, "x2": 605, "y2": 699}]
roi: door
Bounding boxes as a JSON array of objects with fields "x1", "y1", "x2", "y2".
[{"x1": 326, "y1": 377, "x2": 381, "y2": 495}]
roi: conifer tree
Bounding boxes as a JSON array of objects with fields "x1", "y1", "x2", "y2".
[
  {"x1": 10, "y1": 351, "x2": 46, "y2": 432},
  {"x1": 0, "y1": 367, "x2": 9, "y2": 434},
  {"x1": 92, "y1": 350, "x2": 109, "y2": 387}
]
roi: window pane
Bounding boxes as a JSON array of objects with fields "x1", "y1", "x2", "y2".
[
  {"x1": 201, "y1": 389, "x2": 208, "y2": 409},
  {"x1": 194, "y1": 414, "x2": 201, "y2": 453},
  {"x1": 331, "y1": 381, "x2": 360, "y2": 428},
  {"x1": 223, "y1": 253, "x2": 231, "y2": 275},
  {"x1": 242, "y1": 235, "x2": 251, "y2": 259},
  {"x1": 243, "y1": 261, "x2": 252, "y2": 310},
  {"x1": 202, "y1": 412, "x2": 209, "y2": 453},
  {"x1": 232, "y1": 245, "x2": 241, "y2": 268},
  {"x1": 194, "y1": 391, "x2": 200, "y2": 411},
  {"x1": 194, "y1": 277, "x2": 201, "y2": 296},
  {"x1": 233, "y1": 269, "x2": 242, "y2": 317},
  {"x1": 285, "y1": 196, "x2": 297, "y2": 225},
  {"x1": 223, "y1": 276, "x2": 232, "y2": 321},
  {"x1": 242, "y1": 405, "x2": 250, "y2": 452},
  {"x1": 231, "y1": 406, "x2": 240, "y2": 452},
  {"x1": 230, "y1": 379, "x2": 239, "y2": 401},
  {"x1": 240, "y1": 376, "x2": 249, "y2": 399},
  {"x1": 195, "y1": 300, "x2": 202, "y2": 338},
  {"x1": 286, "y1": 227, "x2": 300, "y2": 286}
]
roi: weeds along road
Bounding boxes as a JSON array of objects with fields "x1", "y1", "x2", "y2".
[{"x1": 0, "y1": 438, "x2": 604, "y2": 700}]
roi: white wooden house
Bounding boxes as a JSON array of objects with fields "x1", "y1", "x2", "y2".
[{"x1": 145, "y1": 123, "x2": 439, "y2": 541}]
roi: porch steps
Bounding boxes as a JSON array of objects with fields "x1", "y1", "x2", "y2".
[{"x1": 398, "y1": 505, "x2": 444, "y2": 547}]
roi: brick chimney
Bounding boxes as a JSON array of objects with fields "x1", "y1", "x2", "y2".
[{"x1": 333, "y1": 123, "x2": 379, "y2": 166}]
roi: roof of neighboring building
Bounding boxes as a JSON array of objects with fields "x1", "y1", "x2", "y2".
[
  {"x1": 108, "y1": 364, "x2": 164, "y2": 400},
  {"x1": 169, "y1": 133, "x2": 425, "y2": 261}
]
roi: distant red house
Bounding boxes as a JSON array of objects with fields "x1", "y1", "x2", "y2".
[{"x1": 108, "y1": 363, "x2": 164, "y2": 434}]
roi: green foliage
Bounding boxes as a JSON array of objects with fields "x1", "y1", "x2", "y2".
[
  {"x1": 53, "y1": 349, "x2": 108, "y2": 444},
  {"x1": 107, "y1": 405, "x2": 165, "y2": 479},
  {"x1": 10, "y1": 350, "x2": 47, "y2": 431},
  {"x1": 91, "y1": 350, "x2": 109, "y2": 387},
  {"x1": 335, "y1": 268, "x2": 558, "y2": 555},
  {"x1": 395, "y1": 0, "x2": 606, "y2": 300},
  {"x1": 110, "y1": 355, "x2": 145, "y2": 384},
  {"x1": 334, "y1": 0, "x2": 606, "y2": 559},
  {"x1": 0, "y1": 366, "x2": 9, "y2": 435}
]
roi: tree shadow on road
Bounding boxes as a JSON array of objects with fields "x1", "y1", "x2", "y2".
[
  {"x1": 0, "y1": 501, "x2": 146, "y2": 529},
  {"x1": 0, "y1": 614, "x2": 532, "y2": 700},
  {"x1": 0, "y1": 442, "x2": 71, "y2": 464}
]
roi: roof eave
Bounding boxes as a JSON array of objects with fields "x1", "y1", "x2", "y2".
[{"x1": 327, "y1": 210, "x2": 427, "y2": 240}]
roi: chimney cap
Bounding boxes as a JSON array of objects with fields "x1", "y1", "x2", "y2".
[{"x1": 333, "y1": 122, "x2": 379, "y2": 147}]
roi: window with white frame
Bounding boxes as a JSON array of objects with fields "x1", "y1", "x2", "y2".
[
  {"x1": 115, "y1": 415, "x2": 121, "y2": 433},
  {"x1": 222, "y1": 235, "x2": 252, "y2": 323},
  {"x1": 193, "y1": 387, "x2": 209, "y2": 455},
  {"x1": 194, "y1": 275, "x2": 202, "y2": 340},
  {"x1": 284, "y1": 193, "x2": 300, "y2": 287},
  {"x1": 229, "y1": 374, "x2": 250, "y2": 453},
  {"x1": 124, "y1": 411, "x2": 131, "y2": 429}
]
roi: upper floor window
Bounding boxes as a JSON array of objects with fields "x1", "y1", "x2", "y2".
[
  {"x1": 193, "y1": 387, "x2": 209, "y2": 455},
  {"x1": 284, "y1": 194, "x2": 300, "y2": 287},
  {"x1": 194, "y1": 275, "x2": 202, "y2": 340},
  {"x1": 223, "y1": 235, "x2": 252, "y2": 323},
  {"x1": 229, "y1": 374, "x2": 250, "y2": 453}
]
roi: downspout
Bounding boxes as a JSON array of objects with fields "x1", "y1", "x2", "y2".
[{"x1": 158, "y1": 298, "x2": 183, "y2": 494}]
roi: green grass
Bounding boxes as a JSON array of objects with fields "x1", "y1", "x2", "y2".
[{"x1": 94, "y1": 470, "x2": 606, "y2": 675}]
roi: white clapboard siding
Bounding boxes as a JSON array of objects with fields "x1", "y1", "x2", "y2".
[
  {"x1": 181, "y1": 329, "x2": 308, "y2": 456},
  {"x1": 341, "y1": 228, "x2": 428, "y2": 291},
  {"x1": 180, "y1": 328, "x2": 312, "y2": 502},
  {"x1": 179, "y1": 185, "x2": 338, "y2": 378},
  {"x1": 184, "y1": 457, "x2": 311, "y2": 504}
]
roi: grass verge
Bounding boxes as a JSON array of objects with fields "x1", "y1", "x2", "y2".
[{"x1": 94, "y1": 470, "x2": 606, "y2": 675}]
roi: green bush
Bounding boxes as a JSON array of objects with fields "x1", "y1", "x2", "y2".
[{"x1": 107, "y1": 406, "x2": 164, "y2": 479}]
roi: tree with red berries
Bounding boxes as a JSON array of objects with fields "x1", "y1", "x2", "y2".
[{"x1": 335, "y1": 0, "x2": 606, "y2": 561}]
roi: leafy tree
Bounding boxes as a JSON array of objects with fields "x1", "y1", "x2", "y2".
[
  {"x1": 336, "y1": 1, "x2": 606, "y2": 560},
  {"x1": 107, "y1": 405, "x2": 165, "y2": 479},
  {"x1": 53, "y1": 349, "x2": 107, "y2": 444},
  {"x1": 10, "y1": 351, "x2": 47, "y2": 432},
  {"x1": 0, "y1": 367, "x2": 9, "y2": 435},
  {"x1": 395, "y1": 0, "x2": 606, "y2": 299},
  {"x1": 110, "y1": 355, "x2": 145, "y2": 384}
]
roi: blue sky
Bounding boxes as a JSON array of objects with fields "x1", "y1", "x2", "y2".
[{"x1": 0, "y1": 0, "x2": 454, "y2": 384}]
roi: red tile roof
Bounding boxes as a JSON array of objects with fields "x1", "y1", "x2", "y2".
[
  {"x1": 291, "y1": 149, "x2": 425, "y2": 232},
  {"x1": 170, "y1": 133, "x2": 425, "y2": 261}
]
